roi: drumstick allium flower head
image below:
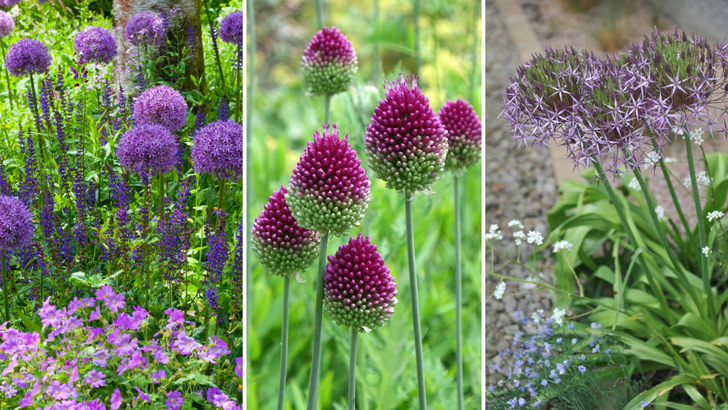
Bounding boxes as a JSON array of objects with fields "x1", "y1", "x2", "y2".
[
  {"x1": 0, "y1": 195, "x2": 34, "y2": 251},
  {"x1": 438, "y1": 99, "x2": 482, "y2": 176},
  {"x1": 286, "y1": 124, "x2": 370, "y2": 237},
  {"x1": 324, "y1": 233, "x2": 397, "y2": 332},
  {"x1": 365, "y1": 75, "x2": 448, "y2": 197},
  {"x1": 300, "y1": 26, "x2": 358, "y2": 96},
  {"x1": 252, "y1": 186, "x2": 320, "y2": 280}
]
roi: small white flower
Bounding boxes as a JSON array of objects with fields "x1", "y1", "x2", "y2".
[
  {"x1": 485, "y1": 224, "x2": 503, "y2": 241},
  {"x1": 508, "y1": 220, "x2": 524, "y2": 230},
  {"x1": 664, "y1": 157, "x2": 677, "y2": 164},
  {"x1": 697, "y1": 171, "x2": 713, "y2": 186},
  {"x1": 552, "y1": 308, "x2": 566, "y2": 326},
  {"x1": 526, "y1": 231, "x2": 543, "y2": 246},
  {"x1": 552, "y1": 240, "x2": 573, "y2": 253},
  {"x1": 531, "y1": 309, "x2": 544, "y2": 324},
  {"x1": 683, "y1": 176, "x2": 691, "y2": 189},
  {"x1": 494, "y1": 281, "x2": 506, "y2": 300},
  {"x1": 655, "y1": 205, "x2": 666, "y2": 221},
  {"x1": 671, "y1": 126, "x2": 684, "y2": 136},
  {"x1": 689, "y1": 129, "x2": 705, "y2": 146},
  {"x1": 707, "y1": 210, "x2": 725, "y2": 222},
  {"x1": 703, "y1": 246, "x2": 711, "y2": 257},
  {"x1": 645, "y1": 151, "x2": 661, "y2": 168},
  {"x1": 627, "y1": 177, "x2": 641, "y2": 191},
  {"x1": 514, "y1": 230, "x2": 525, "y2": 246}
]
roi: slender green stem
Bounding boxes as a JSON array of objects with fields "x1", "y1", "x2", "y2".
[
  {"x1": 324, "y1": 94, "x2": 331, "y2": 125},
  {"x1": 454, "y1": 176, "x2": 463, "y2": 410},
  {"x1": 652, "y1": 142, "x2": 694, "y2": 252},
  {"x1": 203, "y1": 0, "x2": 226, "y2": 87},
  {"x1": 348, "y1": 328, "x2": 358, "y2": 410},
  {"x1": 217, "y1": 179, "x2": 226, "y2": 213},
  {"x1": 1, "y1": 253, "x2": 7, "y2": 322},
  {"x1": 316, "y1": 0, "x2": 324, "y2": 29},
  {"x1": 277, "y1": 276, "x2": 291, "y2": 410},
  {"x1": 372, "y1": 0, "x2": 380, "y2": 83},
  {"x1": 414, "y1": 0, "x2": 421, "y2": 77},
  {"x1": 684, "y1": 134, "x2": 715, "y2": 319},
  {"x1": 306, "y1": 232, "x2": 329, "y2": 410},
  {"x1": 0, "y1": 40, "x2": 13, "y2": 110},
  {"x1": 405, "y1": 192, "x2": 427, "y2": 409},
  {"x1": 591, "y1": 160, "x2": 671, "y2": 315}
]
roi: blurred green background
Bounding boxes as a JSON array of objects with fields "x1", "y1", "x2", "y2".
[{"x1": 247, "y1": 0, "x2": 482, "y2": 408}]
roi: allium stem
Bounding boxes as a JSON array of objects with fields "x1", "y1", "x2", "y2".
[
  {"x1": 316, "y1": 0, "x2": 324, "y2": 30},
  {"x1": 0, "y1": 40, "x2": 13, "y2": 110},
  {"x1": 324, "y1": 94, "x2": 331, "y2": 125},
  {"x1": 405, "y1": 193, "x2": 427, "y2": 409},
  {"x1": 348, "y1": 328, "x2": 358, "y2": 410},
  {"x1": 1, "y1": 252, "x2": 7, "y2": 322},
  {"x1": 684, "y1": 133, "x2": 715, "y2": 319},
  {"x1": 454, "y1": 176, "x2": 463, "y2": 410},
  {"x1": 414, "y1": 0, "x2": 421, "y2": 77},
  {"x1": 651, "y1": 138, "x2": 693, "y2": 250},
  {"x1": 203, "y1": 0, "x2": 226, "y2": 89},
  {"x1": 277, "y1": 275, "x2": 291, "y2": 410},
  {"x1": 306, "y1": 231, "x2": 329, "y2": 410},
  {"x1": 218, "y1": 179, "x2": 226, "y2": 213}
]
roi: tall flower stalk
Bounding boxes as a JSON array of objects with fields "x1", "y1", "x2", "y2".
[{"x1": 365, "y1": 75, "x2": 448, "y2": 409}]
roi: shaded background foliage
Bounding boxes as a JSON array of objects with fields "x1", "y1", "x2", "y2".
[{"x1": 247, "y1": 0, "x2": 482, "y2": 408}]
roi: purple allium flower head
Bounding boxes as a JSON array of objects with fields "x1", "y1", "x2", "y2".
[
  {"x1": 133, "y1": 85, "x2": 188, "y2": 131},
  {"x1": 365, "y1": 75, "x2": 448, "y2": 197},
  {"x1": 219, "y1": 11, "x2": 242, "y2": 44},
  {"x1": 438, "y1": 99, "x2": 482, "y2": 175},
  {"x1": 0, "y1": 196, "x2": 33, "y2": 251},
  {"x1": 191, "y1": 120, "x2": 242, "y2": 180},
  {"x1": 286, "y1": 124, "x2": 370, "y2": 236},
  {"x1": 75, "y1": 26, "x2": 118, "y2": 65},
  {"x1": 5, "y1": 39, "x2": 52, "y2": 77},
  {"x1": 301, "y1": 26, "x2": 358, "y2": 95},
  {"x1": 0, "y1": 11, "x2": 14, "y2": 39},
  {"x1": 4, "y1": 0, "x2": 20, "y2": 7},
  {"x1": 125, "y1": 12, "x2": 165, "y2": 47},
  {"x1": 117, "y1": 124, "x2": 179, "y2": 177},
  {"x1": 324, "y1": 233, "x2": 397, "y2": 332},
  {"x1": 252, "y1": 186, "x2": 320, "y2": 279}
]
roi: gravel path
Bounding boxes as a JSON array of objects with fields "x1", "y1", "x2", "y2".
[{"x1": 484, "y1": 0, "x2": 559, "y2": 383}]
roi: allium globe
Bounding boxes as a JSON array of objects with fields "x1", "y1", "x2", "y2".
[
  {"x1": 5, "y1": 39, "x2": 52, "y2": 77},
  {"x1": 0, "y1": 11, "x2": 14, "y2": 39},
  {"x1": 438, "y1": 99, "x2": 482, "y2": 176},
  {"x1": 117, "y1": 124, "x2": 179, "y2": 177},
  {"x1": 191, "y1": 120, "x2": 243, "y2": 180},
  {"x1": 75, "y1": 26, "x2": 118, "y2": 65},
  {"x1": 300, "y1": 26, "x2": 358, "y2": 95},
  {"x1": 251, "y1": 186, "x2": 321, "y2": 279},
  {"x1": 324, "y1": 233, "x2": 397, "y2": 332},
  {"x1": 219, "y1": 11, "x2": 242, "y2": 44},
  {"x1": 365, "y1": 75, "x2": 448, "y2": 197},
  {"x1": 286, "y1": 124, "x2": 370, "y2": 237},
  {"x1": 133, "y1": 85, "x2": 188, "y2": 131},
  {"x1": 125, "y1": 12, "x2": 165, "y2": 47},
  {"x1": 0, "y1": 195, "x2": 34, "y2": 251}
]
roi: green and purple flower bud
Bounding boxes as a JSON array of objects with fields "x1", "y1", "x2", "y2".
[
  {"x1": 323, "y1": 233, "x2": 397, "y2": 332},
  {"x1": 438, "y1": 99, "x2": 482, "y2": 176},
  {"x1": 252, "y1": 186, "x2": 320, "y2": 280},
  {"x1": 300, "y1": 27, "x2": 358, "y2": 96},
  {"x1": 286, "y1": 124, "x2": 370, "y2": 237},
  {"x1": 365, "y1": 75, "x2": 448, "y2": 197}
]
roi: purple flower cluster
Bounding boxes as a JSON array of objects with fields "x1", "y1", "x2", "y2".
[
  {"x1": 501, "y1": 30, "x2": 728, "y2": 176},
  {"x1": 0, "y1": 195, "x2": 33, "y2": 252},
  {"x1": 324, "y1": 233, "x2": 397, "y2": 332},
  {"x1": 133, "y1": 85, "x2": 188, "y2": 131},
  {"x1": 286, "y1": 124, "x2": 370, "y2": 236},
  {"x1": 0, "y1": 11, "x2": 14, "y2": 39},
  {"x1": 219, "y1": 11, "x2": 242, "y2": 44},
  {"x1": 74, "y1": 26, "x2": 117, "y2": 65},
  {"x1": 252, "y1": 185, "x2": 320, "y2": 279},
  {"x1": 5, "y1": 39, "x2": 52, "y2": 77},
  {"x1": 191, "y1": 120, "x2": 242, "y2": 180},
  {"x1": 365, "y1": 75, "x2": 448, "y2": 197},
  {"x1": 0, "y1": 287, "x2": 241, "y2": 408},
  {"x1": 125, "y1": 12, "x2": 165, "y2": 47},
  {"x1": 438, "y1": 99, "x2": 482, "y2": 175},
  {"x1": 300, "y1": 26, "x2": 358, "y2": 95},
  {"x1": 117, "y1": 124, "x2": 179, "y2": 177}
]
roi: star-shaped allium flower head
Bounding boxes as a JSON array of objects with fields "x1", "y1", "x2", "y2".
[
  {"x1": 301, "y1": 26, "x2": 358, "y2": 96},
  {"x1": 324, "y1": 233, "x2": 397, "y2": 332},
  {"x1": 438, "y1": 99, "x2": 482, "y2": 175},
  {"x1": 286, "y1": 124, "x2": 370, "y2": 237},
  {"x1": 365, "y1": 75, "x2": 448, "y2": 198},
  {"x1": 252, "y1": 186, "x2": 320, "y2": 280}
]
